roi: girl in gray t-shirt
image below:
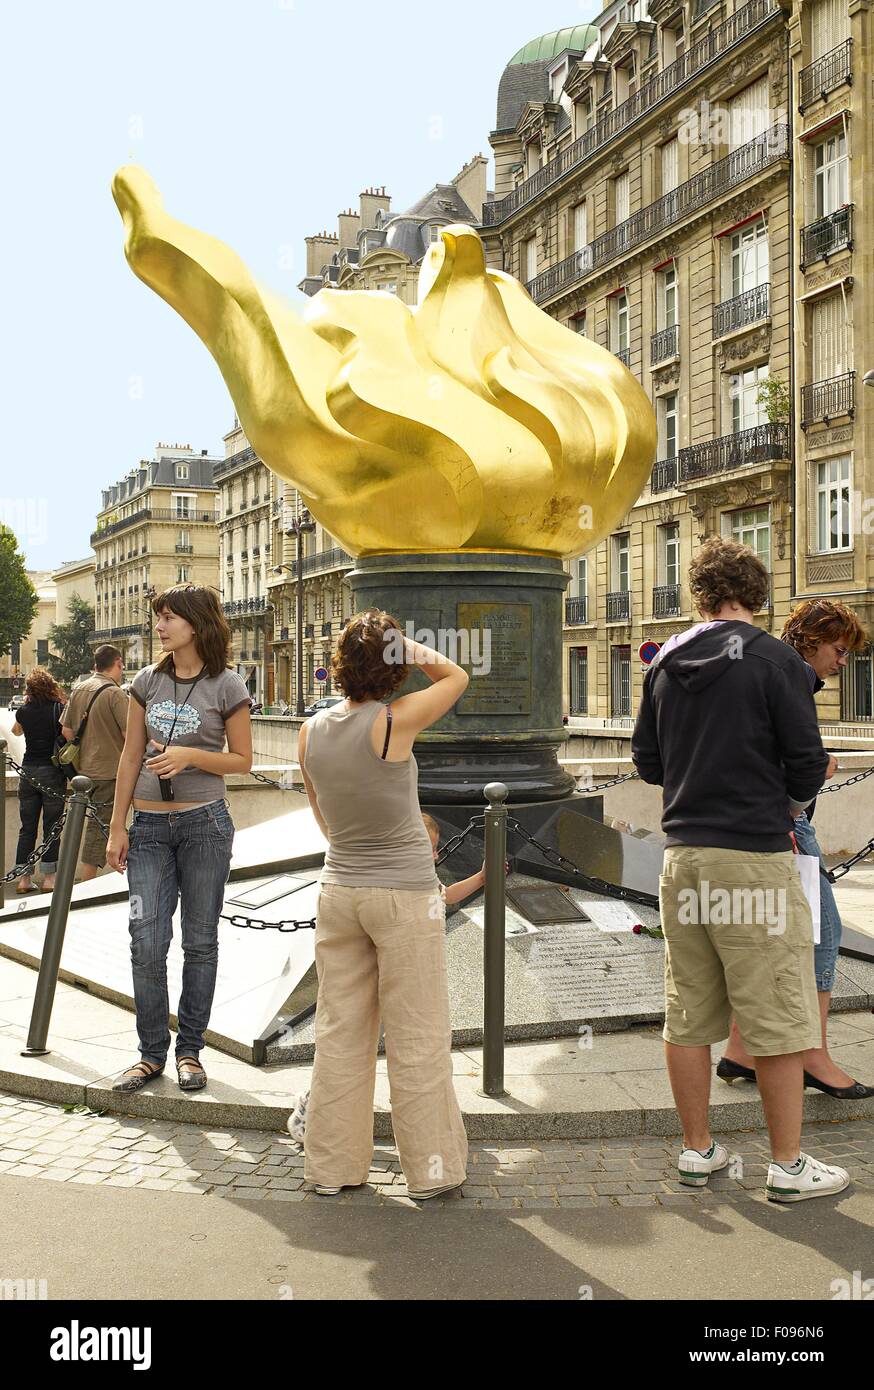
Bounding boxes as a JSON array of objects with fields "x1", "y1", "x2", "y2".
[{"x1": 105, "y1": 583, "x2": 253, "y2": 1096}]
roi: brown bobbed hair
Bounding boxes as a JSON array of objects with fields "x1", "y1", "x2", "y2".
[
  {"x1": 152, "y1": 584, "x2": 232, "y2": 677},
  {"x1": 25, "y1": 667, "x2": 65, "y2": 704},
  {"x1": 331, "y1": 609, "x2": 409, "y2": 702},
  {"x1": 422, "y1": 813, "x2": 440, "y2": 844},
  {"x1": 782, "y1": 599, "x2": 868, "y2": 659},
  {"x1": 688, "y1": 537, "x2": 770, "y2": 617}
]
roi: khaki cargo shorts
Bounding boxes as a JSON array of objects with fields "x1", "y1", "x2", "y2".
[
  {"x1": 659, "y1": 846, "x2": 821, "y2": 1056},
  {"x1": 80, "y1": 778, "x2": 116, "y2": 869}
]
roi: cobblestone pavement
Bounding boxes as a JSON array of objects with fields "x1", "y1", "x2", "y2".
[{"x1": 2, "y1": 1091, "x2": 873, "y2": 1208}]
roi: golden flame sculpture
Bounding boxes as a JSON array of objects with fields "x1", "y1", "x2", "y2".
[{"x1": 112, "y1": 167, "x2": 655, "y2": 557}]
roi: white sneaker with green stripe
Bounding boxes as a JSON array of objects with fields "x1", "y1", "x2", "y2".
[
  {"x1": 766, "y1": 1152, "x2": 850, "y2": 1203},
  {"x1": 677, "y1": 1141, "x2": 729, "y2": 1186}
]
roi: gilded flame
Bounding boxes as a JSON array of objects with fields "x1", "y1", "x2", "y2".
[{"x1": 112, "y1": 166, "x2": 656, "y2": 557}]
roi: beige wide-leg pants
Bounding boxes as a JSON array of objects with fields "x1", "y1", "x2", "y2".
[{"x1": 304, "y1": 882, "x2": 468, "y2": 1193}]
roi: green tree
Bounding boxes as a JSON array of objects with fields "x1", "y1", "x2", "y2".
[
  {"x1": 0, "y1": 524, "x2": 38, "y2": 659},
  {"x1": 47, "y1": 593, "x2": 96, "y2": 686}
]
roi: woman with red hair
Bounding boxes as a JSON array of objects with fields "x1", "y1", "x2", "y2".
[{"x1": 11, "y1": 667, "x2": 67, "y2": 894}]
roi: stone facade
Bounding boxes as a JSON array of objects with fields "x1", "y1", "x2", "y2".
[
  {"x1": 216, "y1": 420, "x2": 273, "y2": 702},
  {"x1": 481, "y1": 0, "x2": 873, "y2": 746},
  {"x1": 90, "y1": 444, "x2": 220, "y2": 671}
]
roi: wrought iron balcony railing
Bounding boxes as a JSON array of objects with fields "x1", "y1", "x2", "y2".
[
  {"x1": 565, "y1": 596, "x2": 589, "y2": 625},
  {"x1": 615, "y1": 347, "x2": 631, "y2": 369},
  {"x1": 653, "y1": 584, "x2": 681, "y2": 618},
  {"x1": 175, "y1": 543, "x2": 193, "y2": 553},
  {"x1": 650, "y1": 458, "x2": 678, "y2": 493},
  {"x1": 713, "y1": 282, "x2": 770, "y2": 338},
  {"x1": 651, "y1": 324, "x2": 678, "y2": 364},
  {"x1": 606, "y1": 590, "x2": 631, "y2": 622},
  {"x1": 321, "y1": 621, "x2": 333, "y2": 636},
  {"x1": 800, "y1": 371, "x2": 856, "y2": 428},
  {"x1": 678, "y1": 421, "x2": 789, "y2": 482},
  {"x1": 800, "y1": 204, "x2": 853, "y2": 270},
  {"x1": 214, "y1": 445, "x2": 257, "y2": 480},
  {"x1": 527, "y1": 125, "x2": 789, "y2": 305},
  {"x1": 223, "y1": 596, "x2": 268, "y2": 617},
  {"x1": 304, "y1": 623, "x2": 315, "y2": 639},
  {"x1": 799, "y1": 39, "x2": 853, "y2": 112},
  {"x1": 482, "y1": 0, "x2": 777, "y2": 227}
]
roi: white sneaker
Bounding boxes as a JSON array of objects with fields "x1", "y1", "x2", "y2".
[
  {"x1": 767, "y1": 1152, "x2": 850, "y2": 1203},
  {"x1": 286, "y1": 1090, "x2": 309, "y2": 1143},
  {"x1": 677, "y1": 1141, "x2": 729, "y2": 1186}
]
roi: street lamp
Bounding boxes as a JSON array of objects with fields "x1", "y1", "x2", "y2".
[
  {"x1": 142, "y1": 585, "x2": 157, "y2": 665},
  {"x1": 272, "y1": 506, "x2": 315, "y2": 716},
  {"x1": 863, "y1": 370, "x2": 874, "y2": 388}
]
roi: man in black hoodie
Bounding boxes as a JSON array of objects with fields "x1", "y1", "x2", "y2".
[{"x1": 632, "y1": 537, "x2": 849, "y2": 1203}]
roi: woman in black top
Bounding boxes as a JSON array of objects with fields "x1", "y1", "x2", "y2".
[{"x1": 11, "y1": 667, "x2": 66, "y2": 894}]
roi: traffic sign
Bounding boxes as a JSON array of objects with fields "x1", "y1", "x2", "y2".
[
  {"x1": 315, "y1": 666, "x2": 329, "y2": 682},
  {"x1": 638, "y1": 641, "x2": 661, "y2": 666}
]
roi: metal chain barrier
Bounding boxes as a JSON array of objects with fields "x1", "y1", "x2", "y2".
[
  {"x1": 6, "y1": 757, "x2": 114, "y2": 809},
  {"x1": 220, "y1": 913, "x2": 315, "y2": 932},
  {"x1": 577, "y1": 771, "x2": 640, "y2": 793},
  {"x1": 249, "y1": 769, "x2": 307, "y2": 793},
  {"x1": 1, "y1": 807, "x2": 69, "y2": 883},
  {"x1": 506, "y1": 818, "x2": 660, "y2": 908},
  {"x1": 816, "y1": 765, "x2": 874, "y2": 794},
  {"x1": 434, "y1": 814, "x2": 485, "y2": 868},
  {"x1": 826, "y1": 837, "x2": 874, "y2": 884}
]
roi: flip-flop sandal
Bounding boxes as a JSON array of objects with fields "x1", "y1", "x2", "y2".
[
  {"x1": 112, "y1": 1061, "x2": 164, "y2": 1092},
  {"x1": 176, "y1": 1056, "x2": 207, "y2": 1092}
]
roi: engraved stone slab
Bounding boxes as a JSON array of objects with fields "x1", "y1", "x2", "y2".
[{"x1": 455, "y1": 601, "x2": 532, "y2": 716}]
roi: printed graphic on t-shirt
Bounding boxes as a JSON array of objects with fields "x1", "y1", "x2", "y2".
[{"x1": 147, "y1": 699, "x2": 202, "y2": 741}]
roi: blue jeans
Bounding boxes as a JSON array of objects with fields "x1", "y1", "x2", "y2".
[
  {"x1": 15, "y1": 764, "x2": 66, "y2": 874},
  {"x1": 793, "y1": 812, "x2": 842, "y2": 992},
  {"x1": 126, "y1": 800, "x2": 234, "y2": 1066}
]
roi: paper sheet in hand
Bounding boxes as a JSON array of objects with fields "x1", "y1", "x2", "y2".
[
  {"x1": 579, "y1": 900, "x2": 644, "y2": 933},
  {"x1": 466, "y1": 905, "x2": 539, "y2": 937},
  {"x1": 794, "y1": 854, "x2": 821, "y2": 944}
]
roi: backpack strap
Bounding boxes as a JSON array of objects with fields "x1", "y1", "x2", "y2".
[
  {"x1": 72, "y1": 681, "x2": 114, "y2": 743},
  {"x1": 381, "y1": 706, "x2": 392, "y2": 760}
]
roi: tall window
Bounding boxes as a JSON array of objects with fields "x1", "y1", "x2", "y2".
[
  {"x1": 177, "y1": 565, "x2": 190, "y2": 583},
  {"x1": 576, "y1": 556, "x2": 588, "y2": 600},
  {"x1": 525, "y1": 141, "x2": 541, "y2": 178},
  {"x1": 173, "y1": 492, "x2": 195, "y2": 519},
  {"x1": 658, "y1": 393, "x2": 678, "y2": 459},
  {"x1": 729, "y1": 220, "x2": 769, "y2": 296},
  {"x1": 611, "y1": 292, "x2": 629, "y2": 353},
  {"x1": 814, "y1": 129, "x2": 848, "y2": 218},
  {"x1": 175, "y1": 463, "x2": 189, "y2": 481},
  {"x1": 728, "y1": 77, "x2": 770, "y2": 151},
  {"x1": 610, "y1": 645, "x2": 632, "y2": 717},
  {"x1": 815, "y1": 455, "x2": 852, "y2": 551},
  {"x1": 657, "y1": 264, "x2": 677, "y2": 329},
  {"x1": 524, "y1": 236, "x2": 537, "y2": 283},
  {"x1": 571, "y1": 310, "x2": 587, "y2": 336},
  {"x1": 573, "y1": 201, "x2": 587, "y2": 253},
  {"x1": 811, "y1": 0, "x2": 850, "y2": 59},
  {"x1": 660, "y1": 138, "x2": 679, "y2": 195},
  {"x1": 811, "y1": 291, "x2": 852, "y2": 381},
  {"x1": 614, "y1": 171, "x2": 630, "y2": 225},
  {"x1": 723, "y1": 505, "x2": 771, "y2": 570},
  {"x1": 569, "y1": 648, "x2": 588, "y2": 715},
  {"x1": 176, "y1": 529, "x2": 190, "y2": 549},
  {"x1": 612, "y1": 532, "x2": 630, "y2": 591},
  {"x1": 659, "y1": 522, "x2": 680, "y2": 586},
  {"x1": 729, "y1": 363, "x2": 769, "y2": 432},
  {"x1": 661, "y1": 23, "x2": 684, "y2": 66},
  {"x1": 841, "y1": 648, "x2": 873, "y2": 721}
]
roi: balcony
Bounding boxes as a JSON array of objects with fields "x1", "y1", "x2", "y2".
[
  {"x1": 301, "y1": 546, "x2": 354, "y2": 577},
  {"x1": 304, "y1": 623, "x2": 315, "y2": 639},
  {"x1": 615, "y1": 347, "x2": 631, "y2": 369},
  {"x1": 222, "y1": 596, "x2": 268, "y2": 617},
  {"x1": 800, "y1": 205, "x2": 853, "y2": 270},
  {"x1": 799, "y1": 39, "x2": 853, "y2": 113},
  {"x1": 90, "y1": 506, "x2": 216, "y2": 544},
  {"x1": 213, "y1": 445, "x2": 257, "y2": 480},
  {"x1": 800, "y1": 371, "x2": 856, "y2": 428},
  {"x1": 565, "y1": 596, "x2": 589, "y2": 625},
  {"x1": 650, "y1": 458, "x2": 678, "y2": 493},
  {"x1": 606, "y1": 591, "x2": 631, "y2": 622},
  {"x1": 678, "y1": 421, "x2": 790, "y2": 482},
  {"x1": 88, "y1": 624, "x2": 142, "y2": 641},
  {"x1": 240, "y1": 651, "x2": 249, "y2": 660},
  {"x1": 527, "y1": 125, "x2": 789, "y2": 305},
  {"x1": 175, "y1": 543, "x2": 193, "y2": 553},
  {"x1": 653, "y1": 584, "x2": 681, "y2": 618},
  {"x1": 280, "y1": 627, "x2": 289, "y2": 641},
  {"x1": 713, "y1": 282, "x2": 770, "y2": 338},
  {"x1": 321, "y1": 621, "x2": 333, "y2": 636},
  {"x1": 482, "y1": 0, "x2": 778, "y2": 227},
  {"x1": 651, "y1": 324, "x2": 678, "y2": 364}
]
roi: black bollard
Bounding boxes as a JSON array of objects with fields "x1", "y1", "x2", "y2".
[
  {"x1": 481, "y1": 781, "x2": 508, "y2": 1099},
  {"x1": 22, "y1": 775, "x2": 93, "y2": 1057}
]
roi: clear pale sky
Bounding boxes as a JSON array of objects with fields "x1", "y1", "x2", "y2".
[{"x1": 3, "y1": 0, "x2": 594, "y2": 572}]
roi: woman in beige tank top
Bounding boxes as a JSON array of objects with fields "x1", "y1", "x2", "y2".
[{"x1": 298, "y1": 609, "x2": 470, "y2": 1200}]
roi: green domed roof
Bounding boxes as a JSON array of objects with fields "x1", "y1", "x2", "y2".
[{"x1": 508, "y1": 24, "x2": 599, "y2": 66}]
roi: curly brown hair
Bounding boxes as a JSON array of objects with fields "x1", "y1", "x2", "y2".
[
  {"x1": 152, "y1": 584, "x2": 233, "y2": 678},
  {"x1": 688, "y1": 537, "x2": 770, "y2": 617},
  {"x1": 331, "y1": 609, "x2": 410, "y2": 702},
  {"x1": 782, "y1": 599, "x2": 868, "y2": 659},
  {"x1": 24, "y1": 667, "x2": 65, "y2": 704}
]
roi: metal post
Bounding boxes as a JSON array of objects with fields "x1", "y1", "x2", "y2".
[
  {"x1": 481, "y1": 781, "x2": 508, "y2": 1098},
  {"x1": 295, "y1": 527, "x2": 305, "y2": 717},
  {"x1": 22, "y1": 775, "x2": 93, "y2": 1057},
  {"x1": 0, "y1": 738, "x2": 7, "y2": 910}
]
